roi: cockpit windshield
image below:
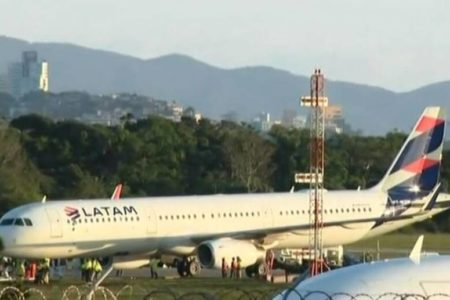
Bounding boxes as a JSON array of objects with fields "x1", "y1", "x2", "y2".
[
  {"x1": 0, "y1": 218, "x2": 33, "y2": 226},
  {"x1": 14, "y1": 218, "x2": 24, "y2": 226},
  {"x1": 0, "y1": 219, "x2": 14, "y2": 226}
]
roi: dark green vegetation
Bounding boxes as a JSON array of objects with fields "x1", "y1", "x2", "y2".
[
  {"x1": 0, "y1": 277, "x2": 287, "y2": 299},
  {"x1": 1, "y1": 113, "x2": 450, "y2": 231}
]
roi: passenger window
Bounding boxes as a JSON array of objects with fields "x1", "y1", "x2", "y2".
[
  {"x1": 14, "y1": 218, "x2": 24, "y2": 226},
  {"x1": 24, "y1": 218, "x2": 33, "y2": 226}
]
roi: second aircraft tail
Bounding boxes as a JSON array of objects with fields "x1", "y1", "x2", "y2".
[{"x1": 372, "y1": 106, "x2": 446, "y2": 202}]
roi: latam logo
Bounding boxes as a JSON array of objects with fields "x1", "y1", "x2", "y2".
[
  {"x1": 65, "y1": 206, "x2": 80, "y2": 220},
  {"x1": 64, "y1": 205, "x2": 138, "y2": 219}
]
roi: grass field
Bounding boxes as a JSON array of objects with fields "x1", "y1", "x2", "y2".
[
  {"x1": 0, "y1": 276, "x2": 289, "y2": 300},
  {"x1": 348, "y1": 232, "x2": 450, "y2": 257}
]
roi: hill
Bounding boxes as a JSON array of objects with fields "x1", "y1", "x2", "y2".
[{"x1": 0, "y1": 36, "x2": 449, "y2": 135}]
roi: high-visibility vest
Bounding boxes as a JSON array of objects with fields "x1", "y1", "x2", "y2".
[
  {"x1": 86, "y1": 259, "x2": 93, "y2": 270},
  {"x1": 94, "y1": 260, "x2": 102, "y2": 272}
]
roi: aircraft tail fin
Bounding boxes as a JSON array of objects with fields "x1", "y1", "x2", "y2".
[
  {"x1": 373, "y1": 107, "x2": 445, "y2": 202},
  {"x1": 111, "y1": 184, "x2": 123, "y2": 200},
  {"x1": 409, "y1": 235, "x2": 424, "y2": 265}
]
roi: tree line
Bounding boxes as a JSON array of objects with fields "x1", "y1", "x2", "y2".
[{"x1": 1, "y1": 114, "x2": 449, "y2": 231}]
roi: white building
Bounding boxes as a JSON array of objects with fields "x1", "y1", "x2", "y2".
[{"x1": 5, "y1": 51, "x2": 49, "y2": 98}]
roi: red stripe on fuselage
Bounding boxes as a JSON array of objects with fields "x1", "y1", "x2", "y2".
[{"x1": 415, "y1": 116, "x2": 444, "y2": 132}]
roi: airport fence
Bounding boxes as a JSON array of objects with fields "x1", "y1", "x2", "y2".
[{"x1": 0, "y1": 285, "x2": 449, "y2": 300}]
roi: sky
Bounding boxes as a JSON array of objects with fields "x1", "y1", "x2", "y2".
[{"x1": 1, "y1": 0, "x2": 450, "y2": 92}]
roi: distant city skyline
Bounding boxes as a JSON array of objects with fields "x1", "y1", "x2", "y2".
[{"x1": 1, "y1": 0, "x2": 450, "y2": 92}]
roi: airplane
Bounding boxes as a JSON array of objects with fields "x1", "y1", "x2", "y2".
[
  {"x1": 273, "y1": 235, "x2": 450, "y2": 299},
  {"x1": 0, "y1": 106, "x2": 445, "y2": 287}
]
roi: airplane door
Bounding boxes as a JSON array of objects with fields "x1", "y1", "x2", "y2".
[
  {"x1": 45, "y1": 208, "x2": 63, "y2": 238},
  {"x1": 146, "y1": 207, "x2": 157, "y2": 234},
  {"x1": 263, "y1": 209, "x2": 273, "y2": 228}
]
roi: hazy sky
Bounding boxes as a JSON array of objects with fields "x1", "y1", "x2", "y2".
[{"x1": 2, "y1": 0, "x2": 450, "y2": 91}]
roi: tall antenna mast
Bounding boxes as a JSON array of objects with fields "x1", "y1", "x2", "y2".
[{"x1": 297, "y1": 69, "x2": 329, "y2": 276}]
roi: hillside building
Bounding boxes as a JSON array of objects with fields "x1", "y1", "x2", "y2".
[{"x1": 4, "y1": 51, "x2": 49, "y2": 98}]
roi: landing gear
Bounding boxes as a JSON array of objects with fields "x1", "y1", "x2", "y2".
[
  {"x1": 245, "y1": 262, "x2": 268, "y2": 278},
  {"x1": 177, "y1": 257, "x2": 201, "y2": 277},
  {"x1": 245, "y1": 265, "x2": 256, "y2": 278},
  {"x1": 188, "y1": 260, "x2": 201, "y2": 276},
  {"x1": 257, "y1": 262, "x2": 269, "y2": 277}
]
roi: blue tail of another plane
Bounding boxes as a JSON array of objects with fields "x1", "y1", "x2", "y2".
[{"x1": 373, "y1": 107, "x2": 446, "y2": 202}]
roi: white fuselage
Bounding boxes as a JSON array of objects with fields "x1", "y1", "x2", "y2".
[
  {"x1": 0, "y1": 190, "x2": 386, "y2": 259},
  {"x1": 274, "y1": 255, "x2": 450, "y2": 299}
]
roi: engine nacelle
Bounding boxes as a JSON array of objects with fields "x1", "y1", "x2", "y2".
[{"x1": 197, "y1": 238, "x2": 265, "y2": 269}]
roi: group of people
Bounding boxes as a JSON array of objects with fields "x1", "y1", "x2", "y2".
[
  {"x1": 221, "y1": 256, "x2": 242, "y2": 279},
  {"x1": 80, "y1": 258, "x2": 103, "y2": 282},
  {"x1": 0, "y1": 257, "x2": 53, "y2": 284}
]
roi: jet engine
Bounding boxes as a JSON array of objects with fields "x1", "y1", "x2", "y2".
[{"x1": 197, "y1": 238, "x2": 265, "y2": 269}]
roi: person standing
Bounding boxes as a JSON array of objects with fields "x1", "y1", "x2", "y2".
[
  {"x1": 221, "y1": 257, "x2": 228, "y2": 278},
  {"x1": 229, "y1": 257, "x2": 236, "y2": 279},
  {"x1": 236, "y1": 256, "x2": 242, "y2": 279},
  {"x1": 93, "y1": 258, "x2": 102, "y2": 280},
  {"x1": 151, "y1": 259, "x2": 159, "y2": 279}
]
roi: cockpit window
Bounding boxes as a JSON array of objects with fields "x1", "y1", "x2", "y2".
[
  {"x1": 14, "y1": 218, "x2": 24, "y2": 226},
  {"x1": 24, "y1": 218, "x2": 32, "y2": 226},
  {"x1": 0, "y1": 219, "x2": 14, "y2": 226}
]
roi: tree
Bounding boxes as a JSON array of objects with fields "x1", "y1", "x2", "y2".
[{"x1": 222, "y1": 124, "x2": 275, "y2": 192}]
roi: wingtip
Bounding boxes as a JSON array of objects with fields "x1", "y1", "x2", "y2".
[{"x1": 409, "y1": 235, "x2": 424, "y2": 264}]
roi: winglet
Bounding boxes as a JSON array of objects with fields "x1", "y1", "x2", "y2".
[
  {"x1": 409, "y1": 235, "x2": 424, "y2": 264},
  {"x1": 289, "y1": 186, "x2": 294, "y2": 193},
  {"x1": 111, "y1": 184, "x2": 123, "y2": 200},
  {"x1": 41, "y1": 195, "x2": 47, "y2": 203}
]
